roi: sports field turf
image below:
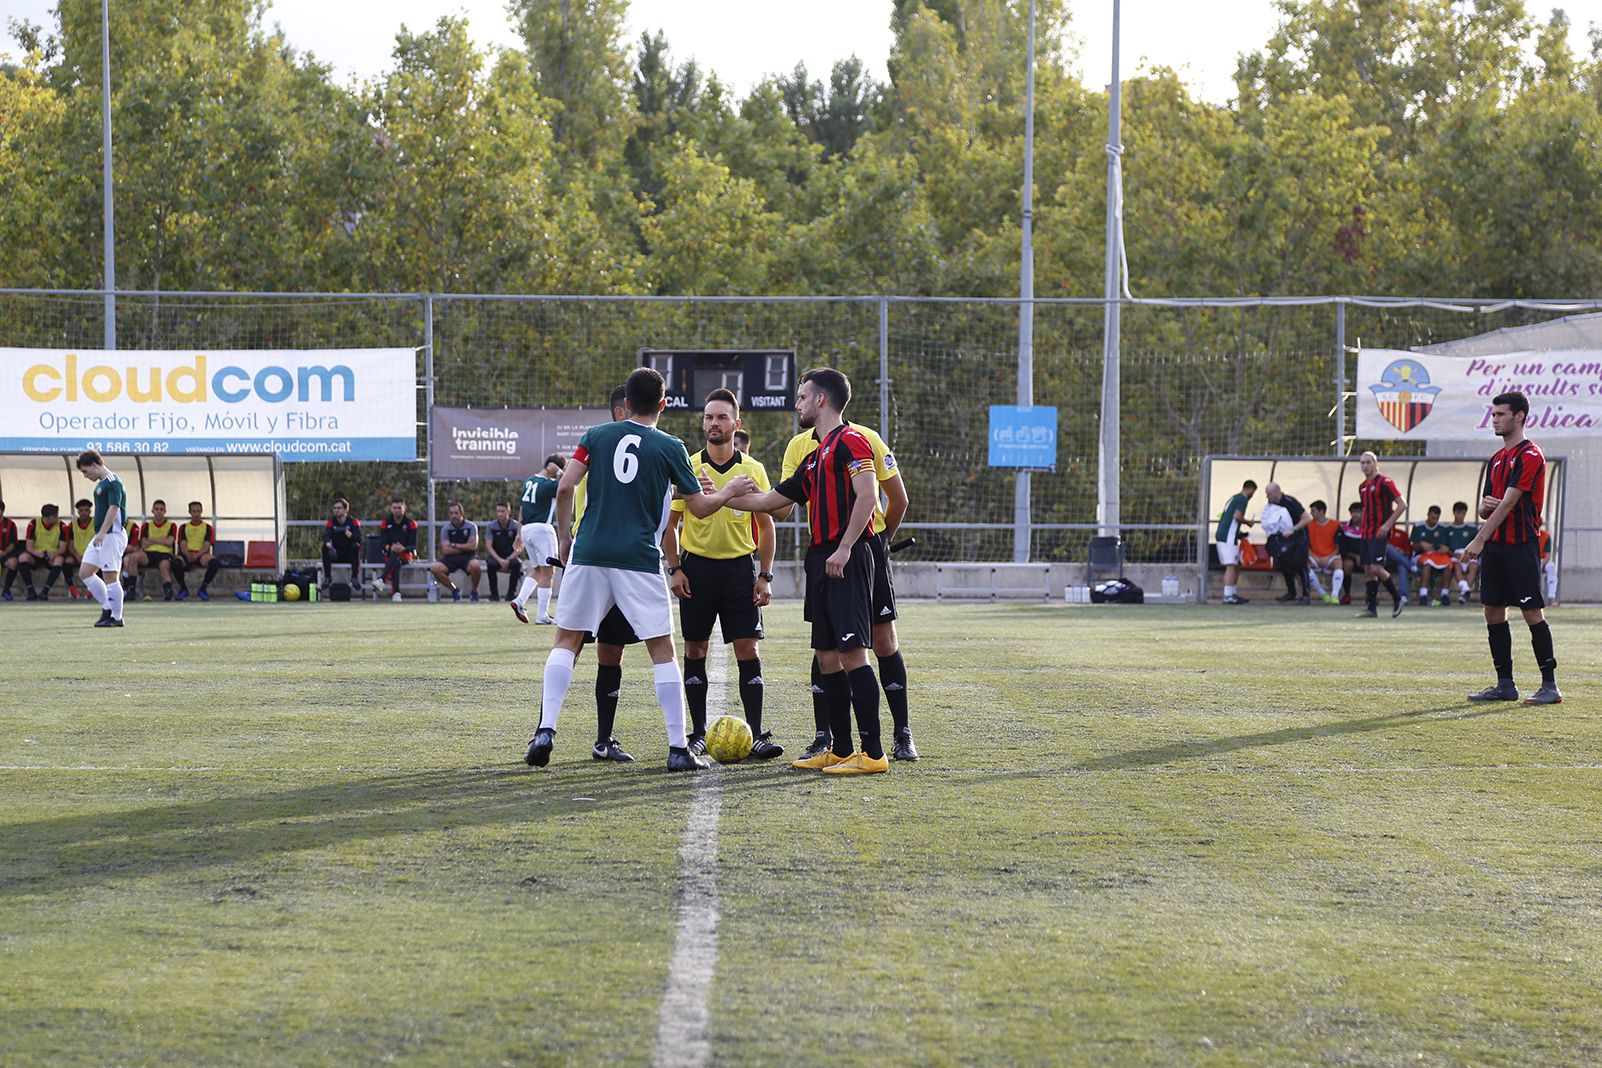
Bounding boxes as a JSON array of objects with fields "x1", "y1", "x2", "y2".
[{"x1": 2, "y1": 599, "x2": 1599, "y2": 1066}]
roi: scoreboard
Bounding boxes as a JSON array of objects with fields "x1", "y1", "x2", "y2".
[{"x1": 638, "y1": 349, "x2": 796, "y2": 411}]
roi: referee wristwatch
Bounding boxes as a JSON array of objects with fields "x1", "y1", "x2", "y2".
[
  {"x1": 757, "y1": 571, "x2": 774, "y2": 582},
  {"x1": 666, "y1": 564, "x2": 681, "y2": 575}
]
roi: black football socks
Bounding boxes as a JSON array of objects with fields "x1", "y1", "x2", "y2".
[
  {"x1": 877, "y1": 651, "x2": 909, "y2": 734},
  {"x1": 737, "y1": 657, "x2": 764, "y2": 735}
]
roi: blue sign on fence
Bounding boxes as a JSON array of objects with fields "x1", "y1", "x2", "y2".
[{"x1": 987, "y1": 406, "x2": 1058, "y2": 469}]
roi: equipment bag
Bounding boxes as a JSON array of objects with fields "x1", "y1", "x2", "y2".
[{"x1": 1090, "y1": 578, "x2": 1145, "y2": 604}]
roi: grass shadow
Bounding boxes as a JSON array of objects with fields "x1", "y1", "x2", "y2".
[{"x1": 0, "y1": 761, "x2": 814, "y2": 899}]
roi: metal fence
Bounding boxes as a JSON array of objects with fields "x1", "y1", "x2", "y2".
[{"x1": 3, "y1": 289, "x2": 1599, "y2": 568}]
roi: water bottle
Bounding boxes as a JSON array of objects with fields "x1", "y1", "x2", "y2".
[
  {"x1": 1162, "y1": 574, "x2": 1179, "y2": 600},
  {"x1": 427, "y1": 576, "x2": 438, "y2": 603}
]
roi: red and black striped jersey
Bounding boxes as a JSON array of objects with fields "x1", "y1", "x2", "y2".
[
  {"x1": 1358, "y1": 474, "x2": 1401, "y2": 538},
  {"x1": 1485, "y1": 439, "x2": 1545, "y2": 544},
  {"x1": 775, "y1": 423, "x2": 877, "y2": 547},
  {"x1": 0, "y1": 518, "x2": 16, "y2": 553}
]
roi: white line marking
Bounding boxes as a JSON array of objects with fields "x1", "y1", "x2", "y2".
[{"x1": 651, "y1": 639, "x2": 727, "y2": 1068}]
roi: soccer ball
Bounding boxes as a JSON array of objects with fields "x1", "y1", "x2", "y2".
[
  {"x1": 282, "y1": 583, "x2": 302, "y2": 601},
  {"x1": 705, "y1": 715, "x2": 753, "y2": 764}
]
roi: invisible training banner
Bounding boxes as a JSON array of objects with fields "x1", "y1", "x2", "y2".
[
  {"x1": 0, "y1": 347, "x2": 418, "y2": 461},
  {"x1": 1357, "y1": 348, "x2": 1602, "y2": 440},
  {"x1": 430, "y1": 407, "x2": 597, "y2": 480}
]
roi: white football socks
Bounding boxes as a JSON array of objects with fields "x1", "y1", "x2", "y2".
[
  {"x1": 653, "y1": 661, "x2": 688, "y2": 749},
  {"x1": 83, "y1": 573, "x2": 108, "y2": 608},
  {"x1": 1332, "y1": 569, "x2": 1345, "y2": 599},
  {"x1": 536, "y1": 586, "x2": 552, "y2": 620},
  {"x1": 540, "y1": 647, "x2": 576, "y2": 731},
  {"x1": 106, "y1": 578, "x2": 124, "y2": 621},
  {"x1": 513, "y1": 574, "x2": 537, "y2": 608}
]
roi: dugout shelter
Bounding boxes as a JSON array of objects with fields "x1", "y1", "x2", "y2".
[
  {"x1": 1199, "y1": 455, "x2": 1568, "y2": 602},
  {"x1": 0, "y1": 453, "x2": 286, "y2": 568}
]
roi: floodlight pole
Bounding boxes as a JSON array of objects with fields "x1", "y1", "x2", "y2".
[
  {"x1": 1013, "y1": 0, "x2": 1037, "y2": 564},
  {"x1": 1096, "y1": 0, "x2": 1123, "y2": 538},
  {"x1": 101, "y1": 0, "x2": 116, "y2": 349}
]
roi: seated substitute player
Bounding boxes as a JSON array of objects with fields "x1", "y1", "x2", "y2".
[
  {"x1": 119, "y1": 516, "x2": 145, "y2": 598},
  {"x1": 511, "y1": 454, "x2": 567, "y2": 624},
  {"x1": 1214, "y1": 480, "x2": 1256, "y2": 605},
  {"x1": 75, "y1": 450, "x2": 130, "y2": 628},
  {"x1": 17, "y1": 503, "x2": 70, "y2": 600},
  {"x1": 1303, "y1": 500, "x2": 1344, "y2": 604},
  {"x1": 781, "y1": 404, "x2": 915, "y2": 761},
  {"x1": 1355, "y1": 451, "x2": 1407, "y2": 618},
  {"x1": 733, "y1": 366, "x2": 891, "y2": 776},
  {"x1": 320, "y1": 497, "x2": 362, "y2": 590},
  {"x1": 1446, "y1": 500, "x2": 1479, "y2": 604},
  {"x1": 62, "y1": 498, "x2": 98, "y2": 598},
  {"x1": 0, "y1": 500, "x2": 21, "y2": 601},
  {"x1": 1336, "y1": 502, "x2": 1364, "y2": 605},
  {"x1": 172, "y1": 501, "x2": 220, "y2": 601},
  {"x1": 370, "y1": 497, "x2": 418, "y2": 602},
  {"x1": 523, "y1": 367, "x2": 757, "y2": 773},
  {"x1": 1410, "y1": 505, "x2": 1453, "y2": 607},
  {"x1": 1461, "y1": 391, "x2": 1559, "y2": 705},
  {"x1": 140, "y1": 499, "x2": 180, "y2": 600},
  {"x1": 481, "y1": 502, "x2": 522, "y2": 602},
  {"x1": 662, "y1": 388, "x2": 783, "y2": 760},
  {"x1": 431, "y1": 500, "x2": 482, "y2": 602}
]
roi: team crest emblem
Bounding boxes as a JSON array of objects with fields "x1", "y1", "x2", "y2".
[{"x1": 1368, "y1": 358, "x2": 1441, "y2": 433}]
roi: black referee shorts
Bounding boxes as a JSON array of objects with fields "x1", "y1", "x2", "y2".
[
  {"x1": 866, "y1": 531, "x2": 898, "y2": 623},
  {"x1": 1479, "y1": 539, "x2": 1544, "y2": 609},
  {"x1": 582, "y1": 605, "x2": 641, "y2": 647},
  {"x1": 804, "y1": 540, "x2": 874, "y2": 652},
  {"x1": 678, "y1": 552, "x2": 763, "y2": 644},
  {"x1": 1358, "y1": 536, "x2": 1389, "y2": 567}
]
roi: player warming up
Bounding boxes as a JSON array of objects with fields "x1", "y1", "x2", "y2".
[
  {"x1": 511, "y1": 453, "x2": 566, "y2": 624},
  {"x1": 663, "y1": 388, "x2": 784, "y2": 760},
  {"x1": 523, "y1": 368, "x2": 756, "y2": 772},
  {"x1": 1355, "y1": 451, "x2": 1407, "y2": 618},
  {"x1": 733, "y1": 367, "x2": 890, "y2": 775},
  {"x1": 74, "y1": 450, "x2": 129, "y2": 628},
  {"x1": 1460, "y1": 392, "x2": 1561, "y2": 705}
]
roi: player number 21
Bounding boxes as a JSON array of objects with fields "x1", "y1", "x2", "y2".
[{"x1": 614, "y1": 434, "x2": 642, "y2": 484}]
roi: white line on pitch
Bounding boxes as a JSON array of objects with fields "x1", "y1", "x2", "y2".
[{"x1": 650, "y1": 639, "x2": 726, "y2": 1068}]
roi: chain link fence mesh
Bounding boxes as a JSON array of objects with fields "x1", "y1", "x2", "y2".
[{"x1": 1, "y1": 291, "x2": 1595, "y2": 569}]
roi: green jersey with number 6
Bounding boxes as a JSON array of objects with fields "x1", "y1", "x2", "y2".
[{"x1": 571, "y1": 419, "x2": 701, "y2": 573}]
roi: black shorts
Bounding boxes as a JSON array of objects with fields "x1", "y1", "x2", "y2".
[
  {"x1": 440, "y1": 552, "x2": 475, "y2": 573},
  {"x1": 1479, "y1": 539, "x2": 1543, "y2": 609},
  {"x1": 866, "y1": 532, "x2": 898, "y2": 623},
  {"x1": 1358, "y1": 536, "x2": 1390, "y2": 567},
  {"x1": 678, "y1": 553, "x2": 763, "y2": 644},
  {"x1": 804, "y1": 541, "x2": 874, "y2": 652},
  {"x1": 583, "y1": 605, "x2": 641, "y2": 647}
]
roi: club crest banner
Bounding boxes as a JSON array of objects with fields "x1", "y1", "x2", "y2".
[
  {"x1": 0, "y1": 347, "x2": 418, "y2": 460},
  {"x1": 1356, "y1": 348, "x2": 1602, "y2": 440}
]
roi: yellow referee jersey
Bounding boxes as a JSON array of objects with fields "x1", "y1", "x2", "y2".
[
  {"x1": 671, "y1": 449, "x2": 770, "y2": 559},
  {"x1": 781, "y1": 420, "x2": 898, "y2": 535}
]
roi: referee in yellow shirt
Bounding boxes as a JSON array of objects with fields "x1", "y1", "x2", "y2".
[
  {"x1": 664, "y1": 388, "x2": 784, "y2": 759},
  {"x1": 782, "y1": 412, "x2": 916, "y2": 761}
]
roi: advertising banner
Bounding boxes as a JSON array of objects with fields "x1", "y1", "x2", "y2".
[
  {"x1": 0, "y1": 347, "x2": 418, "y2": 461},
  {"x1": 429, "y1": 407, "x2": 598, "y2": 480},
  {"x1": 1357, "y1": 348, "x2": 1602, "y2": 440},
  {"x1": 987, "y1": 405, "x2": 1058, "y2": 468}
]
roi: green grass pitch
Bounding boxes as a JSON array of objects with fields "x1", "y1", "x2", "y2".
[{"x1": 2, "y1": 599, "x2": 1599, "y2": 1065}]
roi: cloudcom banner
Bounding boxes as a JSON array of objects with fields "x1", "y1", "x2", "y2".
[
  {"x1": 1356, "y1": 348, "x2": 1602, "y2": 440},
  {"x1": 429, "y1": 407, "x2": 595, "y2": 481},
  {"x1": 0, "y1": 347, "x2": 418, "y2": 461}
]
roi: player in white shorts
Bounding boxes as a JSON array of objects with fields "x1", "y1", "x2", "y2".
[
  {"x1": 74, "y1": 449, "x2": 130, "y2": 628},
  {"x1": 511, "y1": 454, "x2": 566, "y2": 624},
  {"x1": 522, "y1": 368, "x2": 756, "y2": 772}
]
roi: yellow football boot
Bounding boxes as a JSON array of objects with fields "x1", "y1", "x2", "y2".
[
  {"x1": 791, "y1": 749, "x2": 846, "y2": 770},
  {"x1": 821, "y1": 751, "x2": 889, "y2": 775}
]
